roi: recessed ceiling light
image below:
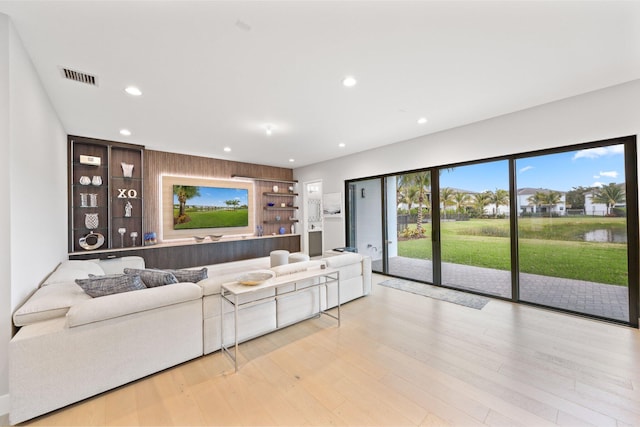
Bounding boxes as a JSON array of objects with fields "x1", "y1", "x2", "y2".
[
  {"x1": 124, "y1": 86, "x2": 142, "y2": 96},
  {"x1": 289, "y1": 158, "x2": 295, "y2": 163},
  {"x1": 417, "y1": 117, "x2": 428, "y2": 124},
  {"x1": 120, "y1": 129, "x2": 131, "y2": 136},
  {"x1": 342, "y1": 76, "x2": 357, "y2": 87},
  {"x1": 223, "y1": 147, "x2": 231, "y2": 152},
  {"x1": 338, "y1": 143, "x2": 346, "y2": 148},
  {"x1": 264, "y1": 124, "x2": 275, "y2": 135}
]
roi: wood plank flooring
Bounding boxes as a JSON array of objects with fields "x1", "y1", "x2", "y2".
[{"x1": 20, "y1": 274, "x2": 640, "y2": 426}]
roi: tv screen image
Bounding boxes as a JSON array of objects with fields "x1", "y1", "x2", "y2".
[{"x1": 173, "y1": 185, "x2": 249, "y2": 230}]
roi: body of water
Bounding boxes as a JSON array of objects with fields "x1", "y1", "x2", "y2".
[{"x1": 584, "y1": 229, "x2": 627, "y2": 243}]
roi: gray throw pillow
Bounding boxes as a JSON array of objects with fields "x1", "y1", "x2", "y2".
[
  {"x1": 75, "y1": 274, "x2": 145, "y2": 298},
  {"x1": 124, "y1": 268, "x2": 178, "y2": 288},
  {"x1": 165, "y1": 268, "x2": 208, "y2": 283}
]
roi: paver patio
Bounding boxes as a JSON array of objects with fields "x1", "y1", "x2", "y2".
[{"x1": 373, "y1": 256, "x2": 629, "y2": 322}]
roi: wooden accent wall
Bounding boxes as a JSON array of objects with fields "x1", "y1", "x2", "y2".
[{"x1": 143, "y1": 150, "x2": 294, "y2": 238}]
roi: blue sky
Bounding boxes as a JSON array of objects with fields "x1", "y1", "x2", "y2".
[
  {"x1": 439, "y1": 145, "x2": 625, "y2": 193},
  {"x1": 174, "y1": 186, "x2": 248, "y2": 207}
]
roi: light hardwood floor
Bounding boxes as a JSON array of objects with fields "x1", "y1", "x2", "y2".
[{"x1": 20, "y1": 274, "x2": 640, "y2": 426}]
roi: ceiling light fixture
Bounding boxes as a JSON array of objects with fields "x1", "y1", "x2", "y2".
[
  {"x1": 223, "y1": 147, "x2": 231, "y2": 152},
  {"x1": 120, "y1": 129, "x2": 131, "y2": 136},
  {"x1": 124, "y1": 86, "x2": 142, "y2": 96},
  {"x1": 338, "y1": 143, "x2": 346, "y2": 148},
  {"x1": 342, "y1": 76, "x2": 357, "y2": 87},
  {"x1": 264, "y1": 124, "x2": 275, "y2": 136},
  {"x1": 417, "y1": 117, "x2": 428, "y2": 124},
  {"x1": 289, "y1": 158, "x2": 295, "y2": 163}
]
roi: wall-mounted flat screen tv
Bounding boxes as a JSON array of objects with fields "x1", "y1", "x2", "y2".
[{"x1": 173, "y1": 185, "x2": 249, "y2": 230}]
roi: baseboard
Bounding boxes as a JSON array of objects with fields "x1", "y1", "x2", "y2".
[{"x1": 0, "y1": 393, "x2": 8, "y2": 422}]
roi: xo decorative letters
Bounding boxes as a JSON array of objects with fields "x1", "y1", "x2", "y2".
[{"x1": 117, "y1": 188, "x2": 138, "y2": 199}]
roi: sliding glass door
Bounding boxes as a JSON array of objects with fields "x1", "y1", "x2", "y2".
[
  {"x1": 345, "y1": 136, "x2": 637, "y2": 325},
  {"x1": 389, "y1": 172, "x2": 433, "y2": 282},
  {"x1": 439, "y1": 161, "x2": 512, "y2": 298},
  {"x1": 516, "y1": 144, "x2": 630, "y2": 321}
]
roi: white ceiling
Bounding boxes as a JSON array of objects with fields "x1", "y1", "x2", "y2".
[{"x1": 2, "y1": 1, "x2": 639, "y2": 168}]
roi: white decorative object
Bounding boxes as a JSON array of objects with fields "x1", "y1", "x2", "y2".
[
  {"x1": 91, "y1": 176, "x2": 102, "y2": 186},
  {"x1": 121, "y1": 162, "x2": 134, "y2": 178},
  {"x1": 79, "y1": 193, "x2": 88, "y2": 208},
  {"x1": 79, "y1": 176, "x2": 91, "y2": 185},
  {"x1": 130, "y1": 231, "x2": 138, "y2": 246},
  {"x1": 124, "y1": 201, "x2": 132, "y2": 217},
  {"x1": 118, "y1": 227, "x2": 126, "y2": 247},
  {"x1": 117, "y1": 188, "x2": 138, "y2": 199},
  {"x1": 89, "y1": 193, "x2": 98, "y2": 207},
  {"x1": 272, "y1": 185, "x2": 278, "y2": 193},
  {"x1": 84, "y1": 213, "x2": 99, "y2": 230}
]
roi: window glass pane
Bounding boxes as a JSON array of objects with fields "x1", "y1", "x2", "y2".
[
  {"x1": 439, "y1": 161, "x2": 511, "y2": 298},
  {"x1": 516, "y1": 145, "x2": 629, "y2": 321},
  {"x1": 389, "y1": 172, "x2": 433, "y2": 282}
]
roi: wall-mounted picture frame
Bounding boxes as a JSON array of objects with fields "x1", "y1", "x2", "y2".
[{"x1": 323, "y1": 192, "x2": 342, "y2": 218}]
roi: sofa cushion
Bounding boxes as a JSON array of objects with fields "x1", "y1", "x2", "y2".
[
  {"x1": 66, "y1": 282, "x2": 203, "y2": 328},
  {"x1": 43, "y1": 261, "x2": 105, "y2": 286},
  {"x1": 323, "y1": 253, "x2": 363, "y2": 268},
  {"x1": 270, "y1": 260, "x2": 325, "y2": 276},
  {"x1": 165, "y1": 268, "x2": 208, "y2": 283},
  {"x1": 75, "y1": 274, "x2": 146, "y2": 298},
  {"x1": 13, "y1": 283, "x2": 91, "y2": 326},
  {"x1": 124, "y1": 268, "x2": 178, "y2": 288},
  {"x1": 89, "y1": 256, "x2": 146, "y2": 275}
]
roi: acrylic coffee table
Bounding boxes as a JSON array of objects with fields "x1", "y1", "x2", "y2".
[{"x1": 220, "y1": 267, "x2": 340, "y2": 371}]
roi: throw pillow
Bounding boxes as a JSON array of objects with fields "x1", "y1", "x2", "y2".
[
  {"x1": 124, "y1": 268, "x2": 178, "y2": 288},
  {"x1": 165, "y1": 267, "x2": 208, "y2": 283},
  {"x1": 75, "y1": 274, "x2": 145, "y2": 298}
]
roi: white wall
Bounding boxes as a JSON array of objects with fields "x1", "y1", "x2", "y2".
[
  {"x1": 0, "y1": 14, "x2": 67, "y2": 417},
  {"x1": 0, "y1": 13, "x2": 11, "y2": 419},
  {"x1": 294, "y1": 79, "x2": 640, "y2": 314}
]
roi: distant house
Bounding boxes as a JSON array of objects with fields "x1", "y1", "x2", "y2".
[
  {"x1": 584, "y1": 183, "x2": 626, "y2": 216},
  {"x1": 517, "y1": 187, "x2": 567, "y2": 216}
]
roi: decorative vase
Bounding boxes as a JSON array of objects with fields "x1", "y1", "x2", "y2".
[
  {"x1": 272, "y1": 185, "x2": 278, "y2": 193},
  {"x1": 91, "y1": 176, "x2": 102, "y2": 186},
  {"x1": 84, "y1": 213, "x2": 99, "y2": 230},
  {"x1": 79, "y1": 176, "x2": 91, "y2": 185},
  {"x1": 279, "y1": 226, "x2": 286, "y2": 235},
  {"x1": 79, "y1": 193, "x2": 88, "y2": 207},
  {"x1": 121, "y1": 162, "x2": 134, "y2": 178},
  {"x1": 89, "y1": 193, "x2": 98, "y2": 207}
]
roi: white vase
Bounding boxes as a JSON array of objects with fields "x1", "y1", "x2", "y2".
[
  {"x1": 79, "y1": 176, "x2": 91, "y2": 185},
  {"x1": 91, "y1": 176, "x2": 102, "y2": 186},
  {"x1": 121, "y1": 162, "x2": 134, "y2": 178},
  {"x1": 84, "y1": 213, "x2": 99, "y2": 230}
]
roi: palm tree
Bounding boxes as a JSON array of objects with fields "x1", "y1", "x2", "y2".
[
  {"x1": 174, "y1": 185, "x2": 200, "y2": 222},
  {"x1": 592, "y1": 183, "x2": 626, "y2": 215},
  {"x1": 472, "y1": 192, "x2": 491, "y2": 216},
  {"x1": 489, "y1": 188, "x2": 509, "y2": 218},
  {"x1": 453, "y1": 191, "x2": 470, "y2": 214},
  {"x1": 412, "y1": 172, "x2": 431, "y2": 237},
  {"x1": 527, "y1": 191, "x2": 547, "y2": 215},
  {"x1": 544, "y1": 190, "x2": 562, "y2": 216},
  {"x1": 440, "y1": 187, "x2": 455, "y2": 219}
]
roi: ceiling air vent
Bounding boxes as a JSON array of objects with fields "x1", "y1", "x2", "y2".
[{"x1": 60, "y1": 67, "x2": 98, "y2": 86}]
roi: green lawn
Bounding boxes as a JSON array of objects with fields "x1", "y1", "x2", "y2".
[
  {"x1": 174, "y1": 208, "x2": 248, "y2": 229},
  {"x1": 397, "y1": 217, "x2": 628, "y2": 286}
]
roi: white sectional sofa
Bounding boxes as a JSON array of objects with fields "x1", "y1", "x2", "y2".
[{"x1": 9, "y1": 252, "x2": 371, "y2": 424}]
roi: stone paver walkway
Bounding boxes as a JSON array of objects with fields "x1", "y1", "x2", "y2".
[{"x1": 373, "y1": 256, "x2": 629, "y2": 322}]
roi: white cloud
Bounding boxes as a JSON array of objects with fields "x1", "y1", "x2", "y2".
[
  {"x1": 573, "y1": 145, "x2": 624, "y2": 160},
  {"x1": 593, "y1": 175, "x2": 600, "y2": 179},
  {"x1": 591, "y1": 181, "x2": 604, "y2": 188},
  {"x1": 599, "y1": 170, "x2": 618, "y2": 178},
  {"x1": 519, "y1": 165, "x2": 534, "y2": 173}
]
